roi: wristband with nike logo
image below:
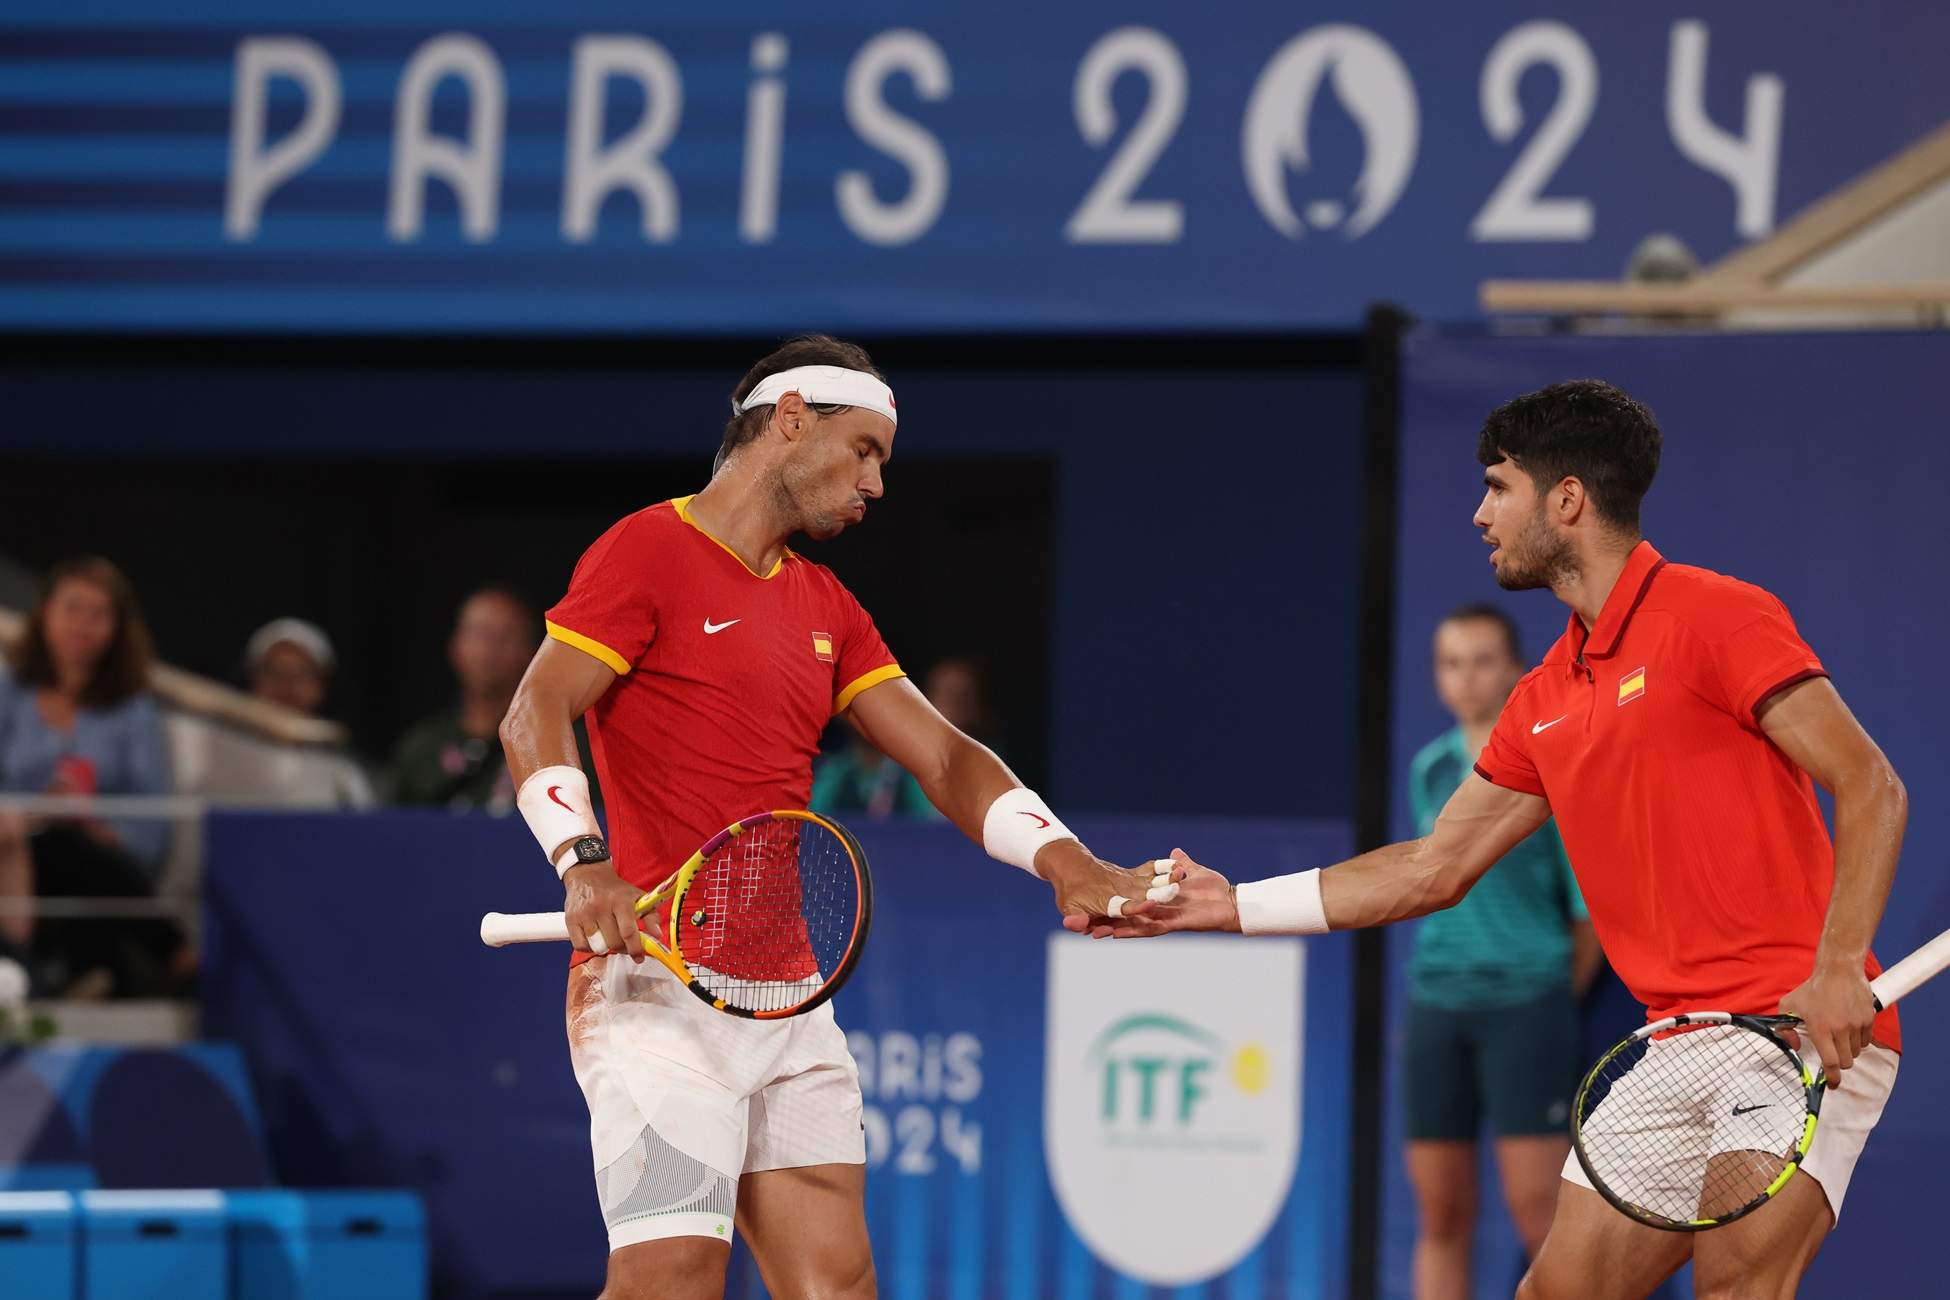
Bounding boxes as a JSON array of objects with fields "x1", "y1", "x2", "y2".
[
  {"x1": 516, "y1": 765, "x2": 602, "y2": 879},
  {"x1": 981, "y1": 786, "x2": 1073, "y2": 877}
]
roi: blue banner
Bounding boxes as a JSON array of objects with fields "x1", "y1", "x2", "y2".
[
  {"x1": 202, "y1": 810, "x2": 1354, "y2": 1299},
  {"x1": 3, "y1": 2, "x2": 1946, "y2": 331}
]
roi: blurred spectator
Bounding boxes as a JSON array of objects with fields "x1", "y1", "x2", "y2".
[
  {"x1": 1402, "y1": 605, "x2": 1599, "y2": 1298},
  {"x1": 0, "y1": 557, "x2": 187, "y2": 998},
  {"x1": 245, "y1": 617, "x2": 335, "y2": 718},
  {"x1": 390, "y1": 587, "x2": 538, "y2": 811},
  {"x1": 809, "y1": 734, "x2": 937, "y2": 820},
  {"x1": 810, "y1": 657, "x2": 1000, "y2": 821},
  {"x1": 922, "y1": 657, "x2": 993, "y2": 742}
]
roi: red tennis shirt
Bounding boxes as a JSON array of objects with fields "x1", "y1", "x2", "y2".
[
  {"x1": 1475, "y1": 541, "x2": 1900, "y2": 1051},
  {"x1": 546, "y1": 496, "x2": 904, "y2": 971}
]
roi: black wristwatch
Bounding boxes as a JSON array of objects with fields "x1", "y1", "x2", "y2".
[{"x1": 569, "y1": 835, "x2": 611, "y2": 866}]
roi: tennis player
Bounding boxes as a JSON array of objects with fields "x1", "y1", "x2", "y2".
[
  {"x1": 1083, "y1": 380, "x2": 1906, "y2": 1299},
  {"x1": 498, "y1": 335, "x2": 1164, "y2": 1300}
]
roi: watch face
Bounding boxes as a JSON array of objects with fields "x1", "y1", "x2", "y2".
[{"x1": 574, "y1": 837, "x2": 609, "y2": 864}]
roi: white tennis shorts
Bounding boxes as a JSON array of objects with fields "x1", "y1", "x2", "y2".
[
  {"x1": 565, "y1": 955, "x2": 865, "y2": 1252},
  {"x1": 1562, "y1": 1033, "x2": 1898, "y2": 1224}
]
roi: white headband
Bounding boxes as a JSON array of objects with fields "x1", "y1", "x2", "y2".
[{"x1": 736, "y1": 365, "x2": 897, "y2": 429}]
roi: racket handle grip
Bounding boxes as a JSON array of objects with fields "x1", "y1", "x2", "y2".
[{"x1": 479, "y1": 911, "x2": 609, "y2": 954}]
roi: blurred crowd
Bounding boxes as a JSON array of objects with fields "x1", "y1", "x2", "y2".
[{"x1": 0, "y1": 556, "x2": 1001, "y2": 1002}]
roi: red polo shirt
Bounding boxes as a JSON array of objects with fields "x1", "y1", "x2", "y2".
[
  {"x1": 545, "y1": 497, "x2": 904, "y2": 974},
  {"x1": 1475, "y1": 541, "x2": 1900, "y2": 1050}
]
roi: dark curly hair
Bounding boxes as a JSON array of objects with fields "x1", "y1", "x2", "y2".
[{"x1": 1477, "y1": 379, "x2": 1662, "y2": 532}]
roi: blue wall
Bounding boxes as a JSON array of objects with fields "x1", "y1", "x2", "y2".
[
  {"x1": 1385, "y1": 328, "x2": 1950, "y2": 1297},
  {"x1": 201, "y1": 810, "x2": 1355, "y2": 1299}
]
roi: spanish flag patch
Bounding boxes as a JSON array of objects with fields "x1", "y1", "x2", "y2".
[
  {"x1": 812, "y1": 632, "x2": 834, "y2": 663},
  {"x1": 1617, "y1": 667, "x2": 1647, "y2": 706}
]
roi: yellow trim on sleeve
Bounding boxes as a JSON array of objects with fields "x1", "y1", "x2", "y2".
[
  {"x1": 546, "y1": 620, "x2": 632, "y2": 675},
  {"x1": 672, "y1": 496, "x2": 784, "y2": 580},
  {"x1": 833, "y1": 663, "x2": 906, "y2": 715}
]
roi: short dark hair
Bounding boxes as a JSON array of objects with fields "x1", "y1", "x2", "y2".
[
  {"x1": 1439, "y1": 603, "x2": 1523, "y2": 665},
  {"x1": 8, "y1": 556, "x2": 155, "y2": 708},
  {"x1": 459, "y1": 584, "x2": 539, "y2": 637},
  {"x1": 1476, "y1": 379, "x2": 1662, "y2": 531},
  {"x1": 717, "y1": 334, "x2": 885, "y2": 471}
]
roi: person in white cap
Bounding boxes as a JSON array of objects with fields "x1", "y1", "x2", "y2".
[
  {"x1": 498, "y1": 334, "x2": 1171, "y2": 1300},
  {"x1": 245, "y1": 618, "x2": 335, "y2": 718}
]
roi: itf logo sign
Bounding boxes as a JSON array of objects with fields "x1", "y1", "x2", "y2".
[{"x1": 1044, "y1": 935, "x2": 1303, "y2": 1285}]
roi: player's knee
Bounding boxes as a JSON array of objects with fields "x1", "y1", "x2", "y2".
[
  {"x1": 819, "y1": 1245, "x2": 877, "y2": 1300},
  {"x1": 1512, "y1": 1236, "x2": 1577, "y2": 1300},
  {"x1": 601, "y1": 1237, "x2": 727, "y2": 1300},
  {"x1": 1415, "y1": 1187, "x2": 1475, "y2": 1241},
  {"x1": 1514, "y1": 1265, "x2": 1573, "y2": 1300}
]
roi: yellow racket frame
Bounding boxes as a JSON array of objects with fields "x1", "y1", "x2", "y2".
[{"x1": 618, "y1": 808, "x2": 872, "y2": 1020}]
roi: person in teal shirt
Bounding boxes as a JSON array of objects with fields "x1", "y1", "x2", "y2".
[{"x1": 1402, "y1": 605, "x2": 1600, "y2": 1300}]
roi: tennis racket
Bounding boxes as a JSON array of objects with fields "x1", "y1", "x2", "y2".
[
  {"x1": 479, "y1": 809, "x2": 871, "y2": 1020},
  {"x1": 1573, "y1": 925, "x2": 1950, "y2": 1231}
]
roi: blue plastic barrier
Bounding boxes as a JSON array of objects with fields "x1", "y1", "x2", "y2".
[
  {"x1": 228, "y1": 1189, "x2": 428, "y2": 1300},
  {"x1": 0, "y1": 1190, "x2": 78, "y2": 1300},
  {"x1": 79, "y1": 1190, "x2": 227, "y2": 1300}
]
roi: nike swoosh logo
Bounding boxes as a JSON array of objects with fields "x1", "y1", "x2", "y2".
[
  {"x1": 703, "y1": 618, "x2": 741, "y2": 635},
  {"x1": 1731, "y1": 1103, "x2": 1771, "y2": 1116},
  {"x1": 1531, "y1": 715, "x2": 1569, "y2": 734},
  {"x1": 546, "y1": 785, "x2": 574, "y2": 813},
  {"x1": 1018, "y1": 811, "x2": 1051, "y2": 829}
]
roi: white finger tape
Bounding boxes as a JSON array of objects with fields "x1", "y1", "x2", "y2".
[
  {"x1": 1107, "y1": 895, "x2": 1129, "y2": 919},
  {"x1": 1146, "y1": 882, "x2": 1180, "y2": 903}
]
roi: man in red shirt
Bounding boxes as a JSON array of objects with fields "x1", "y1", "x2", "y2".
[
  {"x1": 498, "y1": 335, "x2": 1165, "y2": 1300},
  {"x1": 1084, "y1": 380, "x2": 1907, "y2": 1299}
]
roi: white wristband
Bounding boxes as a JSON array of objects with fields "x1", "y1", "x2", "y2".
[
  {"x1": 981, "y1": 787, "x2": 1074, "y2": 878},
  {"x1": 1235, "y1": 870, "x2": 1329, "y2": 936},
  {"x1": 516, "y1": 766, "x2": 602, "y2": 879}
]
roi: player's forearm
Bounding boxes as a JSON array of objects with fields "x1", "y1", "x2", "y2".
[
  {"x1": 498, "y1": 685, "x2": 585, "y2": 789},
  {"x1": 919, "y1": 731, "x2": 1023, "y2": 845},
  {"x1": 920, "y1": 734, "x2": 1106, "y2": 882},
  {"x1": 1316, "y1": 838, "x2": 1469, "y2": 929},
  {"x1": 1814, "y1": 756, "x2": 1907, "y2": 970}
]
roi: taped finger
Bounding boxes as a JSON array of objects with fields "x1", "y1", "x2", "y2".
[
  {"x1": 1146, "y1": 881, "x2": 1180, "y2": 903},
  {"x1": 1107, "y1": 895, "x2": 1130, "y2": 919}
]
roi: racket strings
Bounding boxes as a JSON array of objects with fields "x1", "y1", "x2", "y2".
[
  {"x1": 1577, "y1": 1024, "x2": 1809, "y2": 1226},
  {"x1": 680, "y1": 818, "x2": 862, "y2": 1014}
]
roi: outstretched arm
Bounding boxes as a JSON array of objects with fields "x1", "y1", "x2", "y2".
[
  {"x1": 1761, "y1": 676, "x2": 1906, "y2": 1083},
  {"x1": 1069, "y1": 772, "x2": 1550, "y2": 937},
  {"x1": 842, "y1": 677, "x2": 1170, "y2": 920}
]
